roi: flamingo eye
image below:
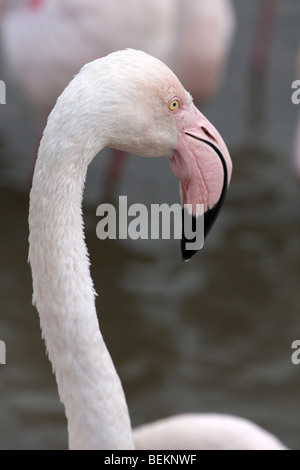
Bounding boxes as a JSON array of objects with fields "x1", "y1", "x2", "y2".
[{"x1": 168, "y1": 99, "x2": 180, "y2": 112}]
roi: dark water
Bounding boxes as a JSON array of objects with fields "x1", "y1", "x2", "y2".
[{"x1": 0, "y1": 0, "x2": 300, "y2": 450}]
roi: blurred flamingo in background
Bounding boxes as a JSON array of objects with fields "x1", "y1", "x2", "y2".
[
  {"x1": 247, "y1": 0, "x2": 278, "y2": 137},
  {"x1": 169, "y1": 0, "x2": 235, "y2": 103},
  {"x1": 0, "y1": 0, "x2": 235, "y2": 186},
  {"x1": 0, "y1": 0, "x2": 174, "y2": 117},
  {"x1": 249, "y1": 0, "x2": 277, "y2": 75}
]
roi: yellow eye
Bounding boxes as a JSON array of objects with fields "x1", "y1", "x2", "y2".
[{"x1": 168, "y1": 99, "x2": 180, "y2": 112}]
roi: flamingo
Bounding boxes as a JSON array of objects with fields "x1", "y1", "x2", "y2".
[
  {"x1": 1, "y1": 0, "x2": 235, "y2": 186},
  {"x1": 1, "y1": 0, "x2": 235, "y2": 114},
  {"x1": 169, "y1": 0, "x2": 235, "y2": 103},
  {"x1": 28, "y1": 49, "x2": 287, "y2": 450},
  {"x1": 0, "y1": 0, "x2": 174, "y2": 117}
]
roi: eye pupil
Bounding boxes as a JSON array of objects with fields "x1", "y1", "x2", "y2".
[{"x1": 169, "y1": 99, "x2": 179, "y2": 111}]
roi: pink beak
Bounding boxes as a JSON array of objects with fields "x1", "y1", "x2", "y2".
[{"x1": 170, "y1": 103, "x2": 232, "y2": 261}]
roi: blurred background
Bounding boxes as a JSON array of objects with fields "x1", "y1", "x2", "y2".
[{"x1": 0, "y1": 0, "x2": 299, "y2": 450}]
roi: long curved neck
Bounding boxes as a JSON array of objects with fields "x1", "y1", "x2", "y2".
[{"x1": 29, "y1": 123, "x2": 134, "y2": 450}]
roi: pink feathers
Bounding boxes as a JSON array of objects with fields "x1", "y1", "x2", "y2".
[{"x1": 27, "y1": 0, "x2": 44, "y2": 12}]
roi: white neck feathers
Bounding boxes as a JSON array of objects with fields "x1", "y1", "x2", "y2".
[{"x1": 29, "y1": 109, "x2": 134, "y2": 450}]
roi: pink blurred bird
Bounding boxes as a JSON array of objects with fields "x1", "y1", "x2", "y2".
[
  {"x1": 169, "y1": 0, "x2": 235, "y2": 102},
  {"x1": 0, "y1": 0, "x2": 235, "y2": 186},
  {"x1": 0, "y1": 0, "x2": 174, "y2": 117},
  {"x1": 1, "y1": 0, "x2": 235, "y2": 115}
]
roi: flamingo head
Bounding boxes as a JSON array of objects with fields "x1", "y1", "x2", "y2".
[{"x1": 52, "y1": 49, "x2": 232, "y2": 260}]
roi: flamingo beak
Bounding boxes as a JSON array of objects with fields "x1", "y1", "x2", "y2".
[{"x1": 169, "y1": 103, "x2": 232, "y2": 261}]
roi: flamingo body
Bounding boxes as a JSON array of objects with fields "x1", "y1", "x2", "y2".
[{"x1": 133, "y1": 414, "x2": 287, "y2": 450}]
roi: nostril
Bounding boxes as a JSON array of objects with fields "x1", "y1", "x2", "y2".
[{"x1": 201, "y1": 127, "x2": 217, "y2": 142}]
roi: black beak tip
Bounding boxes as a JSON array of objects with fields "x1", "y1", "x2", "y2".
[
  {"x1": 180, "y1": 200, "x2": 227, "y2": 262},
  {"x1": 181, "y1": 211, "x2": 202, "y2": 262},
  {"x1": 181, "y1": 251, "x2": 196, "y2": 263}
]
